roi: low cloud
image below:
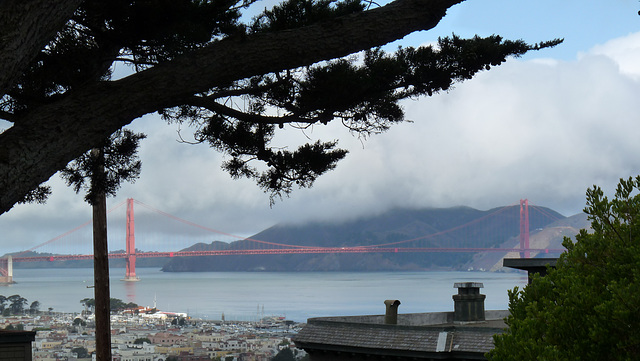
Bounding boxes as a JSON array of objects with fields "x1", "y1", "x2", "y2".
[{"x1": 3, "y1": 32, "x2": 640, "y2": 251}]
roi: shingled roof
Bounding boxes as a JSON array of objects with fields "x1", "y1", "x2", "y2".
[
  {"x1": 294, "y1": 312, "x2": 507, "y2": 360},
  {"x1": 294, "y1": 283, "x2": 509, "y2": 360}
]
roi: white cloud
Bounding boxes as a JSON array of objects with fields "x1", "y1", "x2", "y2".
[
  {"x1": 588, "y1": 32, "x2": 640, "y2": 79},
  {"x1": 270, "y1": 32, "x2": 640, "y2": 221},
  {"x1": 3, "y1": 31, "x2": 640, "y2": 251}
]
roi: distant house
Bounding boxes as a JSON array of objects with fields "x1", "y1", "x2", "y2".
[
  {"x1": 148, "y1": 333, "x2": 186, "y2": 346},
  {"x1": 175, "y1": 351, "x2": 210, "y2": 361},
  {"x1": 293, "y1": 283, "x2": 507, "y2": 361}
]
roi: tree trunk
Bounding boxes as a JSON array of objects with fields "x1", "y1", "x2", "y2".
[{"x1": 0, "y1": 0, "x2": 463, "y2": 215}]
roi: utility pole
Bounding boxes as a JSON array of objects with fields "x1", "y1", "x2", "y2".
[
  {"x1": 91, "y1": 148, "x2": 112, "y2": 361},
  {"x1": 62, "y1": 131, "x2": 144, "y2": 361}
]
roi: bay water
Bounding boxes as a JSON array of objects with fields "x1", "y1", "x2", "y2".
[{"x1": 2, "y1": 268, "x2": 527, "y2": 322}]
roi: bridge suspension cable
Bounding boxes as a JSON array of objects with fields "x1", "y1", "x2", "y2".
[
  {"x1": 3, "y1": 198, "x2": 568, "y2": 281},
  {"x1": 132, "y1": 199, "x2": 317, "y2": 249},
  {"x1": 14, "y1": 199, "x2": 129, "y2": 257}
]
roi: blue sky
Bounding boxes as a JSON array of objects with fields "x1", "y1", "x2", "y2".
[
  {"x1": 433, "y1": 0, "x2": 639, "y2": 60},
  {"x1": 1, "y1": 0, "x2": 640, "y2": 253}
]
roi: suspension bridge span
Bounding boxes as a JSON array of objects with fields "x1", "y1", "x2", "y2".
[{"x1": 0, "y1": 198, "x2": 565, "y2": 283}]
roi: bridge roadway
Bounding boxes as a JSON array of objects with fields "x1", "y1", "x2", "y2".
[{"x1": 11, "y1": 247, "x2": 565, "y2": 262}]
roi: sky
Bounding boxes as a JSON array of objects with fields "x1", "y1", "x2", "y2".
[{"x1": 1, "y1": 0, "x2": 640, "y2": 253}]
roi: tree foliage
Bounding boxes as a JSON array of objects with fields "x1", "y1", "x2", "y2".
[
  {"x1": 80, "y1": 298, "x2": 95, "y2": 312},
  {"x1": 5, "y1": 323, "x2": 24, "y2": 331},
  {"x1": 72, "y1": 346, "x2": 89, "y2": 358},
  {"x1": 171, "y1": 317, "x2": 187, "y2": 326},
  {"x1": 272, "y1": 348, "x2": 296, "y2": 361},
  {"x1": 109, "y1": 298, "x2": 138, "y2": 312},
  {"x1": 0, "y1": 0, "x2": 561, "y2": 214},
  {"x1": 79, "y1": 297, "x2": 137, "y2": 312},
  {"x1": 488, "y1": 176, "x2": 640, "y2": 361},
  {"x1": 134, "y1": 337, "x2": 151, "y2": 345},
  {"x1": 7, "y1": 294, "x2": 28, "y2": 315},
  {"x1": 29, "y1": 300, "x2": 40, "y2": 314},
  {"x1": 60, "y1": 129, "x2": 145, "y2": 204}
]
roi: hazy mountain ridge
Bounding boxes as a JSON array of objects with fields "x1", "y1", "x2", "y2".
[
  {"x1": 162, "y1": 205, "x2": 571, "y2": 272},
  {"x1": 7, "y1": 205, "x2": 585, "y2": 272}
]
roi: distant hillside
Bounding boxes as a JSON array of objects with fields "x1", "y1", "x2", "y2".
[
  {"x1": 465, "y1": 212, "x2": 589, "y2": 272},
  {"x1": 161, "y1": 205, "x2": 567, "y2": 272}
]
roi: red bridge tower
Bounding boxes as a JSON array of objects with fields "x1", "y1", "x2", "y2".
[
  {"x1": 519, "y1": 199, "x2": 530, "y2": 258},
  {"x1": 123, "y1": 198, "x2": 139, "y2": 281}
]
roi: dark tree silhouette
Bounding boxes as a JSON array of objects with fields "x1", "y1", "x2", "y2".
[
  {"x1": 7, "y1": 295, "x2": 27, "y2": 315},
  {"x1": 272, "y1": 348, "x2": 295, "y2": 361},
  {"x1": 29, "y1": 301, "x2": 40, "y2": 314},
  {"x1": 0, "y1": 0, "x2": 560, "y2": 215},
  {"x1": 60, "y1": 130, "x2": 146, "y2": 204}
]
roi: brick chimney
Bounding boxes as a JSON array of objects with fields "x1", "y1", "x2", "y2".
[
  {"x1": 452, "y1": 282, "x2": 486, "y2": 323},
  {"x1": 384, "y1": 299, "x2": 401, "y2": 325}
]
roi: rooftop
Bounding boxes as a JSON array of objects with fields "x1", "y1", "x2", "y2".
[
  {"x1": 294, "y1": 283, "x2": 509, "y2": 360},
  {"x1": 294, "y1": 311, "x2": 508, "y2": 359}
]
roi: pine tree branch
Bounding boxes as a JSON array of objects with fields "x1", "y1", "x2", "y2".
[
  {"x1": 0, "y1": 0, "x2": 83, "y2": 95},
  {"x1": 0, "y1": 0, "x2": 464, "y2": 214},
  {"x1": 0, "y1": 110, "x2": 14, "y2": 123},
  {"x1": 187, "y1": 96, "x2": 320, "y2": 125}
]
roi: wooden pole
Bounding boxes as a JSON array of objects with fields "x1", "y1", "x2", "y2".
[{"x1": 91, "y1": 148, "x2": 111, "y2": 361}]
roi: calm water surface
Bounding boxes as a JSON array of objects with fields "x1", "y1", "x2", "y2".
[{"x1": 2, "y1": 268, "x2": 527, "y2": 322}]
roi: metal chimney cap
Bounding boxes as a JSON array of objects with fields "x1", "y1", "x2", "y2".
[
  {"x1": 384, "y1": 299, "x2": 401, "y2": 307},
  {"x1": 454, "y1": 282, "x2": 484, "y2": 289}
]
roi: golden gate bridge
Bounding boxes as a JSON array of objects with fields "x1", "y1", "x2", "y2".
[{"x1": 0, "y1": 198, "x2": 566, "y2": 282}]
